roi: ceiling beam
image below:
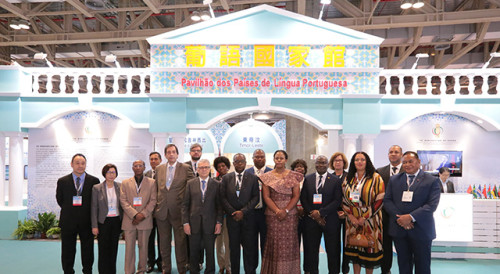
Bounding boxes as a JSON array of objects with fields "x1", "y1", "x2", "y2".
[
  {"x1": 143, "y1": 0, "x2": 162, "y2": 14},
  {"x1": 330, "y1": 0, "x2": 364, "y2": 18},
  {"x1": 64, "y1": 0, "x2": 94, "y2": 18},
  {"x1": 0, "y1": 28, "x2": 170, "y2": 46},
  {"x1": 437, "y1": 22, "x2": 490, "y2": 68},
  {"x1": 390, "y1": 27, "x2": 423, "y2": 68},
  {"x1": 329, "y1": 8, "x2": 500, "y2": 30},
  {"x1": 0, "y1": 0, "x2": 29, "y2": 20}
]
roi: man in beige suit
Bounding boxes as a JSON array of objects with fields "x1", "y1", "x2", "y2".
[
  {"x1": 120, "y1": 160, "x2": 157, "y2": 274},
  {"x1": 155, "y1": 144, "x2": 195, "y2": 274}
]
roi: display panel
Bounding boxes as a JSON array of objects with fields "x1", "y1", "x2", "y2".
[{"x1": 418, "y1": 150, "x2": 463, "y2": 177}]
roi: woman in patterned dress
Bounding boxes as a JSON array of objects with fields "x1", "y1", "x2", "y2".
[
  {"x1": 260, "y1": 150, "x2": 303, "y2": 274},
  {"x1": 342, "y1": 152, "x2": 385, "y2": 274}
]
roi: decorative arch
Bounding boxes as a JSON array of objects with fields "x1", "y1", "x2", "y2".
[
  {"x1": 21, "y1": 105, "x2": 148, "y2": 129},
  {"x1": 186, "y1": 106, "x2": 342, "y2": 131}
]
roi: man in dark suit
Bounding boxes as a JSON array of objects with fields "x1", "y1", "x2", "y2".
[
  {"x1": 244, "y1": 148, "x2": 272, "y2": 265},
  {"x1": 56, "y1": 153, "x2": 100, "y2": 274},
  {"x1": 376, "y1": 145, "x2": 403, "y2": 274},
  {"x1": 221, "y1": 153, "x2": 260, "y2": 274},
  {"x1": 145, "y1": 151, "x2": 162, "y2": 273},
  {"x1": 182, "y1": 159, "x2": 223, "y2": 274},
  {"x1": 155, "y1": 144, "x2": 195, "y2": 274},
  {"x1": 438, "y1": 167, "x2": 455, "y2": 193},
  {"x1": 383, "y1": 151, "x2": 441, "y2": 274},
  {"x1": 185, "y1": 143, "x2": 203, "y2": 177},
  {"x1": 300, "y1": 155, "x2": 342, "y2": 274}
]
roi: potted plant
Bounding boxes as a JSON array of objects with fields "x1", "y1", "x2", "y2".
[
  {"x1": 12, "y1": 219, "x2": 37, "y2": 240},
  {"x1": 46, "y1": 227, "x2": 61, "y2": 239},
  {"x1": 35, "y1": 212, "x2": 57, "y2": 239}
]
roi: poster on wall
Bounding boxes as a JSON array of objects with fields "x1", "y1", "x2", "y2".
[{"x1": 27, "y1": 111, "x2": 153, "y2": 218}]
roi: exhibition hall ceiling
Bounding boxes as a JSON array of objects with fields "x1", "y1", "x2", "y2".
[{"x1": 0, "y1": 0, "x2": 499, "y2": 69}]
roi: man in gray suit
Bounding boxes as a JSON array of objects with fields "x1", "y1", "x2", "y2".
[
  {"x1": 120, "y1": 160, "x2": 157, "y2": 274},
  {"x1": 376, "y1": 145, "x2": 403, "y2": 274},
  {"x1": 155, "y1": 144, "x2": 195, "y2": 274},
  {"x1": 182, "y1": 159, "x2": 223, "y2": 274}
]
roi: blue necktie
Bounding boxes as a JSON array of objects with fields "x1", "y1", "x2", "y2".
[
  {"x1": 408, "y1": 175, "x2": 416, "y2": 187},
  {"x1": 167, "y1": 166, "x2": 174, "y2": 189}
]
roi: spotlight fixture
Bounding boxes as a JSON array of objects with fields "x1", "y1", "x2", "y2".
[
  {"x1": 9, "y1": 20, "x2": 21, "y2": 30},
  {"x1": 9, "y1": 19, "x2": 30, "y2": 30},
  {"x1": 482, "y1": 52, "x2": 500, "y2": 69},
  {"x1": 203, "y1": 0, "x2": 215, "y2": 19},
  {"x1": 191, "y1": 11, "x2": 201, "y2": 21},
  {"x1": 34, "y1": 52, "x2": 53, "y2": 68},
  {"x1": 413, "y1": 0, "x2": 425, "y2": 8},
  {"x1": 105, "y1": 54, "x2": 121, "y2": 68},
  {"x1": 318, "y1": 0, "x2": 331, "y2": 20},
  {"x1": 400, "y1": 0, "x2": 412, "y2": 9},
  {"x1": 200, "y1": 11, "x2": 211, "y2": 21},
  {"x1": 411, "y1": 53, "x2": 429, "y2": 69}
]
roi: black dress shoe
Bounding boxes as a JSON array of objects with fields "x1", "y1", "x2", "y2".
[{"x1": 146, "y1": 265, "x2": 154, "y2": 273}]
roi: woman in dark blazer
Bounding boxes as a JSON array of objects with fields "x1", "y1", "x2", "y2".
[{"x1": 91, "y1": 163, "x2": 123, "y2": 274}]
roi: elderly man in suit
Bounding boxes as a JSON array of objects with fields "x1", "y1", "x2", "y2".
[
  {"x1": 244, "y1": 148, "x2": 272, "y2": 267},
  {"x1": 221, "y1": 153, "x2": 260, "y2": 274},
  {"x1": 155, "y1": 144, "x2": 195, "y2": 274},
  {"x1": 376, "y1": 145, "x2": 403, "y2": 274},
  {"x1": 120, "y1": 160, "x2": 157, "y2": 274},
  {"x1": 145, "y1": 151, "x2": 163, "y2": 273},
  {"x1": 56, "y1": 153, "x2": 100, "y2": 274},
  {"x1": 300, "y1": 155, "x2": 342, "y2": 274},
  {"x1": 383, "y1": 151, "x2": 441, "y2": 274},
  {"x1": 182, "y1": 159, "x2": 223, "y2": 274}
]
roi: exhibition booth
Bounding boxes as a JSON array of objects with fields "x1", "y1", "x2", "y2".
[{"x1": 1, "y1": 4, "x2": 500, "y2": 259}]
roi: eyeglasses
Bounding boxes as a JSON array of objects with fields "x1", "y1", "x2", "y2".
[
  {"x1": 191, "y1": 149, "x2": 202, "y2": 153},
  {"x1": 334, "y1": 159, "x2": 344, "y2": 163},
  {"x1": 198, "y1": 166, "x2": 211, "y2": 170},
  {"x1": 234, "y1": 160, "x2": 246, "y2": 164},
  {"x1": 106, "y1": 171, "x2": 116, "y2": 174}
]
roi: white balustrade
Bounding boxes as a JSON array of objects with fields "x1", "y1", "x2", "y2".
[
  {"x1": 23, "y1": 67, "x2": 150, "y2": 96},
  {"x1": 380, "y1": 69, "x2": 500, "y2": 96}
]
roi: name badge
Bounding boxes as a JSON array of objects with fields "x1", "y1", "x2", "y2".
[
  {"x1": 313, "y1": 194, "x2": 323, "y2": 204},
  {"x1": 133, "y1": 197, "x2": 142, "y2": 206},
  {"x1": 402, "y1": 191, "x2": 413, "y2": 202},
  {"x1": 350, "y1": 191, "x2": 360, "y2": 203},
  {"x1": 108, "y1": 206, "x2": 117, "y2": 217},
  {"x1": 236, "y1": 190, "x2": 240, "y2": 197},
  {"x1": 73, "y1": 196, "x2": 82, "y2": 206}
]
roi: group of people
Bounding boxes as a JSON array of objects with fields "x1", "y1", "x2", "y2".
[{"x1": 56, "y1": 143, "x2": 442, "y2": 274}]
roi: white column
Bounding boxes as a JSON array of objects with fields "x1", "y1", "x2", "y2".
[
  {"x1": 326, "y1": 130, "x2": 340, "y2": 158},
  {"x1": 341, "y1": 134, "x2": 359, "y2": 162},
  {"x1": 169, "y1": 132, "x2": 188, "y2": 162},
  {"x1": 8, "y1": 133, "x2": 24, "y2": 207},
  {"x1": 152, "y1": 133, "x2": 169, "y2": 156},
  {"x1": 360, "y1": 134, "x2": 378, "y2": 162},
  {"x1": 0, "y1": 133, "x2": 5, "y2": 206}
]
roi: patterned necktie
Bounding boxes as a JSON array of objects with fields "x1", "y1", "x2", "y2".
[
  {"x1": 317, "y1": 174, "x2": 323, "y2": 193},
  {"x1": 76, "y1": 177, "x2": 81, "y2": 195},
  {"x1": 201, "y1": 180, "x2": 207, "y2": 201},
  {"x1": 236, "y1": 174, "x2": 242, "y2": 191},
  {"x1": 167, "y1": 166, "x2": 174, "y2": 189}
]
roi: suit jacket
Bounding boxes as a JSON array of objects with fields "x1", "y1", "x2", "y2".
[
  {"x1": 220, "y1": 171, "x2": 259, "y2": 215},
  {"x1": 245, "y1": 166, "x2": 273, "y2": 175},
  {"x1": 300, "y1": 172, "x2": 342, "y2": 228},
  {"x1": 383, "y1": 170, "x2": 441, "y2": 241},
  {"x1": 91, "y1": 181, "x2": 123, "y2": 228},
  {"x1": 56, "y1": 173, "x2": 100, "y2": 230},
  {"x1": 145, "y1": 169, "x2": 155, "y2": 179},
  {"x1": 376, "y1": 164, "x2": 403, "y2": 187},
  {"x1": 120, "y1": 176, "x2": 157, "y2": 230},
  {"x1": 439, "y1": 179, "x2": 455, "y2": 193},
  {"x1": 154, "y1": 162, "x2": 195, "y2": 221},
  {"x1": 182, "y1": 177, "x2": 223, "y2": 234}
]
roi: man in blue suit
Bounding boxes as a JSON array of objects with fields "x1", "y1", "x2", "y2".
[
  {"x1": 244, "y1": 149, "x2": 272, "y2": 270},
  {"x1": 300, "y1": 155, "x2": 342, "y2": 274},
  {"x1": 383, "y1": 151, "x2": 441, "y2": 274}
]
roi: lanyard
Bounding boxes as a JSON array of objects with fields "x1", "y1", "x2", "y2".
[
  {"x1": 355, "y1": 173, "x2": 366, "y2": 192},
  {"x1": 74, "y1": 178, "x2": 84, "y2": 196},
  {"x1": 406, "y1": 175, "x2": 416, "y2": 191}
]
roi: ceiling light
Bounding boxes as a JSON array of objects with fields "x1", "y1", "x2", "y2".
[
  {"x1": 104, "y1": 54, "x2": 117, "y2": 62},
  {"x1": 411, "y1": 53, "x2": 429, "y2": 69},
  {"x1": 320, "y1": 0, "x2": 331, "y2": 4},
  {"x1": 9, "y1": 20, "x2": 21, "y2": 30},
  {"x1": 482, "y1": 52, "x2": 500, "y2": 69},
  {"x1": 413, "y1": 0, "x2": 425, "y2": 8},
  {"x1": 200, "y1": 11, "x2": 211, "y2": 21},
  {"x1": 400, "y1": 0, "x2": 412, "y2": 9},
  {"x1": 34, "y1": 52, "x2": 47, "y2": 60},
  {"x1": 18, "y1": 19, "x2": 30, "y2": 30},
  {"x1": 191, "y1": 11, "x2": 201, "y2": 21}
]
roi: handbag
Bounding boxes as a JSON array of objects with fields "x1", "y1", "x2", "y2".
[{"x1": 347, "y1": 227, "x2": 375, "y2": 248}]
